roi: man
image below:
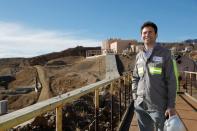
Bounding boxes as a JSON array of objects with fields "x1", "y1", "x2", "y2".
[{"x1": 132, "y1": 21, "x2": 177, "y2": 131}]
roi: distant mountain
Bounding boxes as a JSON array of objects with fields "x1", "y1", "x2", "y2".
[
  {"x1": 0, "y1": 46, "x2": 101, "y2": 67},
  {"x1": 28, "y1": 46, "x2": 101, "y2": 65},
  {"x1": 184, "y1": 39, "x2": 197, "y2": 44}
]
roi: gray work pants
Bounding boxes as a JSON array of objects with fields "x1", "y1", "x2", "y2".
[{"x1": 134, "y1": 102, "x2": 166, "y2": 131}]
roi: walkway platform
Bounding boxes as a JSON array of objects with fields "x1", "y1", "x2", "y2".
[
  {"x1": 176, "y1": 94, "x2": 197, "y2": 131},
  {"x1": 128, "y1": 94, "x2": 197, "y2": 131}
]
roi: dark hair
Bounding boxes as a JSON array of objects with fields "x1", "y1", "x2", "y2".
[{"x1": 141, "y1": 21, "x2": 158, "y2": 34}]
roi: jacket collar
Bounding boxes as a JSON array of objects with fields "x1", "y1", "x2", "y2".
[{"x1": 141, "y1": 43, "x2": 160, "y2": 62}]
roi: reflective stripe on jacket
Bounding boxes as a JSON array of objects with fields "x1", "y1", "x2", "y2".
[{"x1": 172, "y1": 59, "x2": 179, "y2": 92}]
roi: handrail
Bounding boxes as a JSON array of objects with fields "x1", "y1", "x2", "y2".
[
  {"x1": 179, "y1": 71, "x2": 197, "y2": 98},
  {"x1": 179, "y1": 71, "x2": 197, "y2": 75},
  {"x1": 0, "y1": 73, "x2": 132, "y2": 131}
]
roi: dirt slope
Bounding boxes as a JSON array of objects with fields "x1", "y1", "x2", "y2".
[
  {"x1": 35, "y1": 66, "x2": 53, "y2": 102},
  {"x1": 0, "y1": 55, "x2": 106, "y2": 111}
]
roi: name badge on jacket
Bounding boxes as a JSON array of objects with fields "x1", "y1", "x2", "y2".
[{"x1": 153, "y1": 56, "x2": 163, "y2": 63}]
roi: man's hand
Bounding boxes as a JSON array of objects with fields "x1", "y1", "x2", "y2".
[
  {"x1": 132, "y1": 93, "x2": 137, "y2": 100},
  {"x1": 165, "y1": 108, "x2": 176, "y2": 118}
]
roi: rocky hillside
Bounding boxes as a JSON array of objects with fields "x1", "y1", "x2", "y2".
[
  {"x1": 29, "y1": 46, "x2": 101, "y2": 65},
  {"x1": 0, "y1": 46, "x2": 102, "y2": 109}
]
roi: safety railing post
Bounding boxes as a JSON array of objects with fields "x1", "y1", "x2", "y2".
[
  {"x1": 185, "y1": 73, "x2": 188, "y2": 93},
  {"x1": 190, "y1": 73, "x2": 192, "y2": 96},
  {"x1": 130, "y1": 75, "x2": 133, "y2": 102},
  {"x1": 56, "y1": 105, "x2": 63, "y2": 131},
  {"x1": 118, "y1": 79, "x2": 122, "y2": 121},
  {"x1": 110, "y1": 82, "x2": 114, "y2": 131},
  {"x1": 127, "y1": 74, "x2": 131, "y2": 104},
  {"x1": 124, "y1": 77, "x2": 127, "y2": 109},
  {"x1": 178, "y1": 73, "x2": 181, "y2": 92},
  {"x1": 196, "y1": 74, "x2": 197, "y2": 90},
  {"x1": 95, "y1": 89, "x2": 99, "y2": 131}
]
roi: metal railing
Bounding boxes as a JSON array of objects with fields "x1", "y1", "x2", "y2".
[
  {"x1": 0, "y1": 73, "x2": 133, "y2": 131},
  {"x1": 179, "y1": 71, "x2": 197, "y2": 98}
]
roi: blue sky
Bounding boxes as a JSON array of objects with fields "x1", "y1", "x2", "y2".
[{"x1": 0, "y1": 0, "x2": 196, "y2": 58}]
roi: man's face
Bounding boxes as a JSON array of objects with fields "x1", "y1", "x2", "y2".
[{"x1": 141, "y1": 26, "x2": 157, "y2": 46}]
